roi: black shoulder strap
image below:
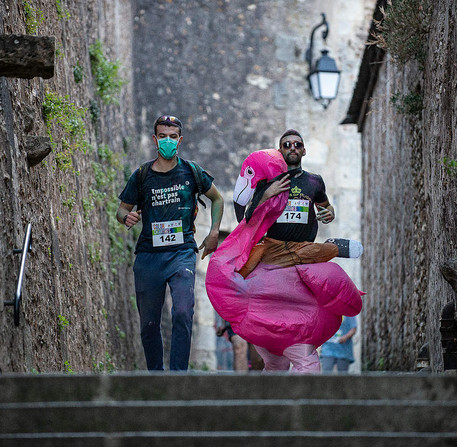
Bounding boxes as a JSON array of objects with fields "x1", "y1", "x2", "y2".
[
  {"x1": 184, "y1": 159, "x2": 207, "y2": 208},
  {"x1": 136, "y1": 160, "x2": 153, "y2": 210}
]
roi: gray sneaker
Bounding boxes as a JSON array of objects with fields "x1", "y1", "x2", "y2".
[{"x1": 325, "y1": 238, "x2": 363, "y2": 258}]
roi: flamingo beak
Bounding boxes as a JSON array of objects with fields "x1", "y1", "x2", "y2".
[{"x1": 233, "y1": 174, "x2": 255, "y2": 206}]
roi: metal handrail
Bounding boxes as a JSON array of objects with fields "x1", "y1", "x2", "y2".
[{"x1": 4, "y1": 223, "x2": 32, "y2": 326}]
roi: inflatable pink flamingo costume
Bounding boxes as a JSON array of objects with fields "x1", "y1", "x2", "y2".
[{"x1": 206, "y1": 149, "x2": 363, "y2": 373}]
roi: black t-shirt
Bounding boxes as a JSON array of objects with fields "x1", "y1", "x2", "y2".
[
  {"x1": 266, "y1": 170, "x2": 328, "y2": 242},
  {"x1": 118, "y1": 158, "x2": 213, "y2": 253}
]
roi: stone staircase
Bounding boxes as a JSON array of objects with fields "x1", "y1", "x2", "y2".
[{"x1": 0, "y1": 372, "x2": 456, "y2": 446}]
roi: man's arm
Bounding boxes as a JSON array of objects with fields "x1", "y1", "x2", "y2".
[
  {"x1": 116, "y1": 202, "x2": 141, "y2": 228},
  {"x1": 198, "y1": 184, "x2": 224, "y2": 259},
  {"x1": 316, "y1": 200, "x2": 335, "y2": 224},
  {"x1": 257, "y1": 174, "x2": 291, "y2": 206}
]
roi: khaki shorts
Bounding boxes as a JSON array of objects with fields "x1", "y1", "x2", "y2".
[{"x1": 238, "y1": 237, "x2": 338, "y2": 279}]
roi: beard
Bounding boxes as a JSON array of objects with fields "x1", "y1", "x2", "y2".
[{"x1": 285, "y1": 152, "x2": 301, "y2": 166}]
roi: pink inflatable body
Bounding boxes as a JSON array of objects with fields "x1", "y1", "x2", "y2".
[{"x1": 206, "y1": 149, "x2": 363, "y2": 356}]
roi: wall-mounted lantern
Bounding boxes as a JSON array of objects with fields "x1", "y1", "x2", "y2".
[{"x1": 305, "y1": 13, "x2": 341, "y2": 109}]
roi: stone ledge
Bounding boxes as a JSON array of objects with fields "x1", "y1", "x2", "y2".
[
  {"x1": 23, "y1": 135, "x2": 52, "y2": 167},
  {"x1": 0, "y1": 35, "x2": 55, "y2": 79}
]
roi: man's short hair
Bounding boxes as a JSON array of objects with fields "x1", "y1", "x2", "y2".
[
  {"x1": 154, "y1": 115, "x2": 183, "y2": 136},
  {"x1": 279, "y1": 129, "x2": 303, "y2": 147}
]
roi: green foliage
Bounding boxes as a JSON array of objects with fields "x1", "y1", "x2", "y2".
[
  {"x1": 63, "y1": 360, "x2": 75, "y2": 374},
  {"x1": 56, "y1": 0, "x2": 71, "y2": 19},
  {"x1": 61, "y1": 188, "x2": 77, "y2": 211},
  {"x1": 55, "y1": 41, "x2": 64, "y2": 59},
  {"x1": 92, "y1": 352, "x2": 115, "y2": 374},
  {"x1": 369, "y1": 0, "x2": 431, "y2": 69},
  {"x1": 390, "y1": 91, "x2": 423, "y2": 117},
  {"x1": 57, "y1": 314, "x2": 70, "y2": 331},
  {"x1": 43, "y1": 92, "x2": 86, "y2": 137},
  {"x1": 104, "y1": 352, "x2": 116, "y2": 373},
  {"x1": 115, "y1": 324, "x2": 126, "y2": 339},
  {"x1": 42, "y1": 92, "x2": 88, "y2": 173},
  {"x1": 89, "y1": 99, "x2": 101, "y2": 123},
  {"x1": 73, "y1": 61, "x2": 85, "y2": 83},
  {"x1": 23, "y1": 1, "x2": 45, "y2": 34},
  {"x1": 189, "y1": 362, "x2": 210, "y2": 371},
  {"x1": 89, "y1": 40, "x2": 126, "y2": 105},
  {"x1": 82, "y1": 197, "x2": 94, "y2": 223},
  {"x1": 442, "y1": 157, "x2": 457, "y2": 177},
  {"x1": 90, "y1": 144, "x2": 130, "y2": 268},
  {"x1": 88, "y1": 242, "x2": 102, "y2": 265}
]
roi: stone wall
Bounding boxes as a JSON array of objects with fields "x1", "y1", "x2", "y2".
[
  {"x1": 0, "y1": 0, "x2": 144, "y2": 373},
  {"x1": 359, "y1": 0, "x2": 457, "y2": 371}
]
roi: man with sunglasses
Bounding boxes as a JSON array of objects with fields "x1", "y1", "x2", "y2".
[
  {"x1": 238, "y1": 129, "x2": 362, "y2": 278},
  {"x1": 117, "y1": 115, "x2": 224, "y2": 371}
]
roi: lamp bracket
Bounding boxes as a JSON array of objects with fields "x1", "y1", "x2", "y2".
[{"x1": 305, "y1": 13, "x2": 329, "y2": 71}]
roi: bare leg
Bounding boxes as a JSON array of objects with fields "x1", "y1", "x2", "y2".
[
  {"x1": 231, "y1": 334, "x2": 249, "y2": 372},
  {"x1": 248, "y1": 343, "x2": 265, "y2": 370}
]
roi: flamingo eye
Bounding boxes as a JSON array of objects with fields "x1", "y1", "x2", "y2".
[{"x1": 244, "y1": 166, "x2": 255, "y2": 178}]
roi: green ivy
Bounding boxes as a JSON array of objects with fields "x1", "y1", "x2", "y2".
[
  {"x1": 63, "y1": 360, "x2": 75, "y2": 374},
  {"x1": 89, "y1": 40, "x2": 126, "y2": 105},
  {"x1": 88, "y1": 242, "x2": 102, "y2": 265},
  {"x1": 89, "y1": 144, "x2": 131, "y2": 270},
  {"x1": 89, "y1": 99, "x2": 101, "y2": 123},
  {"x1": 56, "y1": 0, "x2": 71, "y2": 19},
  {"x1": 442, "y1": 157, "x2": 457, "y2": 177},
  {"x1": 73, "y1": 61, "x2": 85, "y2": 83},
  {"x1": 92, "y1": 352, "x2": 115, "y2": 374},
  {"x1": 42, "y1": 92, "x2": 88, "y2": 173},
  {"x1": 57, "y1": 314, "x2": 70, "y2": 331},
  {"x1": 115, "y1": 324, "x2": 126, "y2": 339},
  {"x1": 23, "y1": 1, "x2": 45, "y2": 35},
  {"x1": 390, "y1": 91, "x2": 423, "y2": 117}
]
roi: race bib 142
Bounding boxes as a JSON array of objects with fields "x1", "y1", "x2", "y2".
[{"x1": 152, "y1": 220, "x2": 184, "y2": 247}]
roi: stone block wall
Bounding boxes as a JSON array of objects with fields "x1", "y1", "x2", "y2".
[
  {"x1": 360, "y1": 0, "x2": 457, "y2": 371},
  {"x1": 0, "y1": 0, "x2": 144, "y2": 372}
]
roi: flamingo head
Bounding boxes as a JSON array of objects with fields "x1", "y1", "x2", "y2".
[{"x1": 233, "y1": 149, "x2": 287, "y2": 206}]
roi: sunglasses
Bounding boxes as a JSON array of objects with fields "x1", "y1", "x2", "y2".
[
  {"x1": 155, "y1": 115, "x2": 183, "y2": 129},
  {"x1": 282, "y1": 141, "x2": 304, "y2": 149}
]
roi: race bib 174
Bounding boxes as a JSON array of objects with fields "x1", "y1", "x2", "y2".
[
  {"x1": 152, "y1": 220, "x2": 184, "y2": 247},
  {"x1": 276, "y1": 199, "x2": 309, "y2": 224}
]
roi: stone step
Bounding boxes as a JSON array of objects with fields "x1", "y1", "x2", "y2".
[
  {"x1": 1, "y1": 372, "x2": 456, "y2": 403},
  {"x1": 1, "y1": 398, "x2": 457, "y2": 434},
  {"x1": 1, "y1": 432, "x2": 457, "y2": 447},
  {"x1": 1, "y1": 373, "x2": 456, "y2": 446}
]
